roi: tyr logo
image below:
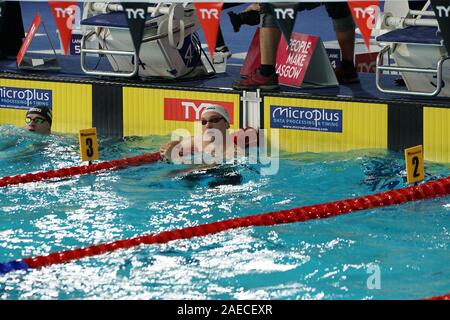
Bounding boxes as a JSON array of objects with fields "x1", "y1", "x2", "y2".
[
  {"x1": 274, "y1": 8, "x2": 295, "y2": 20},
  {"x1": 52, "y1": 5, "x2": 80, "y2": 30},
  {"x1": 353, "y1": 5, "x2": 380, "y2": 29},
  {"x1": 357, "y1": 61, "x2": 376, "y2": 73},
  {"x1": 125, "y1": 8, "x2": 146, "y2": 19},
  {"x1": 199, "y1": 8, "x2": 219, "y2": 19},
  {"x1": 54, "y1": 6, "x2": 76, "y2": 18},
  {"x1": 436, "y1": 6, "x2": 450, "y2": 17},
  {"x1": 181, "y1": 102, "x2": 209, "y2": 120},
  {"x1": 164, "y1": 98, "x2": 233, "y2": 123},
  {"x1": 353, "y1": 6, "x2": 378, "y2": 19}
]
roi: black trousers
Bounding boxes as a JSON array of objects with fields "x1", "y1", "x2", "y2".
[{"x1": 0, "y1": 1, "x2": 25, "y2": 56}]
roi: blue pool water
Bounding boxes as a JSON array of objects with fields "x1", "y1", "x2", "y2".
[{"x1": 0, "y1": 125, "x2": 449, "y2": 299}]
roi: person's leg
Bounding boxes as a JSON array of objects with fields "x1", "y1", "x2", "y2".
[
  {"x1": 259, "y1": 27, "x2": 281, "y2": 75},
  {"x1": 216, "y1": 27, "x2": 226, "y2": 48},
  {"x1": 214, "y1": 4, "x2": 245, "y2": 58},
  {"x1": 336, "y1": 29, "x2": 355, "y2": 63},
  {"x1": 232, "y1": 4, "x2": 282, "y2": 90},
  {"x1": 0, "y1": 1, "x2": 25, "y2": 58},
  {"x1": 233, "y1": 2, "x2": 323, "y2": 90},
  {"x1": 215, "y1": 27, "x2": 231, "y2": 58},
  {"x1": 325, "y1": 2, "x2": 359, "y2": 84},
  {"x1": 258, "y1": 2, "x2": 320, "y2": 71}
]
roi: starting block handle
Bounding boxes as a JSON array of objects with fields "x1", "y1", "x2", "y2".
[
  {"x1": 80, "y1": 30, "x2": 139, "y2": 78},
  {"x1": 376, "y1": 45, "x2": 450, "y2": 96}
]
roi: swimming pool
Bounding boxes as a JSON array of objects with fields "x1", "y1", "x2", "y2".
[{"x1": 0, "y1": 125, "x2": 449, "y2": 299}]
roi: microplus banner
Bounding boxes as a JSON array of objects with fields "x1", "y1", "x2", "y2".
[
  {"x1": 270, "y1": 105, "x2": 343, "y2": 133},
  {"x1": 0, "y1": 86, "x2": 52, "y2": 109}
]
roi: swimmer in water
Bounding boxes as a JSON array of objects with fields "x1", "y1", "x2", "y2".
[
  {"x1": 160, "y1": 104, "x2": 244, "y2": 165},
  {"x1": 24, "y1": 106, "x2": 52, "y2": 134}
]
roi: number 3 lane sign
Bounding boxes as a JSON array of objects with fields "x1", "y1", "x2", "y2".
[
  {"x1": 79, "y1": 128, "x2": 99, "y2": 162},
  {"x1": 404, "y1": 145, "x2": 424, "y2": 184}
]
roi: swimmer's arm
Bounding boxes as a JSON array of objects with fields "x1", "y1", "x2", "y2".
[
  {"x1": 168, "y1": 163, "x2": 217, "y2": 175},
  {"x1": 159, "y1": 141, "x2": 178, "y2": 162},
  {"x1": 160, "y1": 137, "x2": 194, "y2": 162}
]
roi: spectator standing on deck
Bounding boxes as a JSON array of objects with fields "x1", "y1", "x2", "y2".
[{"x1": 233, "y1": 2, "x2": 359, "y2": 90}]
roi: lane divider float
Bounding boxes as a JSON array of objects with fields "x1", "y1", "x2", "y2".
[
  {"x1": 1, "y1": 176, "x2": 448, "y2": 275},
  {"x1": 0, "y1": 152, "x2": 162, "y2": 188},
  {"x1": 426, "y1": 293, "x2": 450, "y2": 300}
]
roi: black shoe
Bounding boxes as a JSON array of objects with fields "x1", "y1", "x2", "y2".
[{"x1": 335, "y1": 62, "x2": 360, "y2": 84}]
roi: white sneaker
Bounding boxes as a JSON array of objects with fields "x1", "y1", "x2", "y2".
[{"x1": 215, "y1": 46, "x2": 232, "y2": 59}]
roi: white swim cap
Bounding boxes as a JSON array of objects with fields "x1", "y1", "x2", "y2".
[{"x1": 202, "y1": 104, "x2": 230, "y2": 124}]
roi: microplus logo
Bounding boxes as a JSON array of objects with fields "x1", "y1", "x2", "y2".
[
  {"x1": 270, "y1": 105, "x2": 343, "y2": 133},
  {"x1": 0, "y1": 86, "x2": 52, "y2": 109}
]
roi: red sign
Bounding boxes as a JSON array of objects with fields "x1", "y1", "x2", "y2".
[
  {"x1": 17, "y1": 13, "x2": 41, "y2": 65},
  {"x1": 355, "y1": 52, "x2": 378, "y2": 73},
  {"x1": 347, "y1": 1, "x2": 380, "y2": 51},
  {"x1": 164, "y1": 98, "x2": 234, "y2": 124},
  {"x1": 240, "y1": 28, "x2": 261, "y2": 77},
  {"x1": 194, "y1": 2, "x2": 223, "y2": 58},
  {"x1": 275, "y1": 33, "x2": 318, "y2": 87},
  {"x1": 49, "y1": 1, "x2": 78, "y2": 55}
]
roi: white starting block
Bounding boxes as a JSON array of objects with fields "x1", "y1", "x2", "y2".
[
  {"x1": 80, "y1": 2, "x2": 212, "y2": 79},
  {"x1": 375, "y1": 1, "x2": 450, "y2": 97}
]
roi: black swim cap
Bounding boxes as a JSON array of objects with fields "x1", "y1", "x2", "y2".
[{"x1": 26, "y1": 106, "x2": 52, "y2": 126}]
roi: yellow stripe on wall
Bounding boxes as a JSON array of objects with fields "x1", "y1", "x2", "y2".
[
  {"x1": 264, "y1": 97, "x2": 388, "y2": 152},
  {"x1": 123, "y1": 87, "x2": 240, "y2": 137},
  {"x1": 424, "y1": 107, "x2": 450, "y2": 163},
  {"x1": 0, "y1": 79, "x2": 92, "y2": 134}
]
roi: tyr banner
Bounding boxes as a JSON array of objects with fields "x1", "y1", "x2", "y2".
[
  {"x1": 347, "y1": 0, "x2": 380, "y2": 51},
  {"x1": 194, "y1": 2, "x2": 223, "y2": 58},
  {"x1": 48, "y1": 1, "x2": 78, "y2": 55}
]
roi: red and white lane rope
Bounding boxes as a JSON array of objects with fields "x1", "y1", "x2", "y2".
[
  {"x1": 0, "y1": 152, "x2": 162, "y2": 188},
  {"x1": 425, "y1": 293, "x2": 450, "y2": 300},
  {"x1": 1, "y1": 176, "x2": 448, "y2": 274}
]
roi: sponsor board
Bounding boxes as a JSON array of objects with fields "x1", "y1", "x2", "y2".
[
  {"x1": 17, "y1": 13, "x2": 41, "y2": 65},
  {"x1": 270, "y1": 105, "x2": 342, "y2": 133},
  {"x1": 264, "y1": 97, "x2": 387, "y2": 153},
  {"x1": 0, "y1": 86, "x2": 52, "y2": 109},
  {"x1": 164, "y1": 98, "x2": 234, "y2": 124},
  {"x1": 276, "y1": 33, "x2": 318, "y2": 87}
]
